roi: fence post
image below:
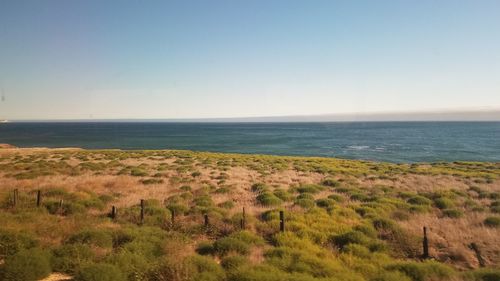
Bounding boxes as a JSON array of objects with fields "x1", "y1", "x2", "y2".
[
  {"x1": 469, "y1": 243, "x2": 486, "y2": 267},
  {"x1": 36, "y1": 190, "x2": 42, "y2": 207},
  {"x1": 140, "y1": 199, "x2": 145, "y2": 224},
  {"x1": 422, "y1": 226, "x2": 429, "y2": 259},
  {"x1": 13, "y1": 189, "x2": 18, "y2": 207},
  {"x1": 110, "y1": 206, "x2": 117, "y2": 220},
  {"x1": 241, "y1": 207, "x2": 246, "y2": 230},
  {"x1": 204, "y1": 214, "x2": 209, "y2": 228},
  {"x1": 279, "y1": 210, "x2": 285, "y2": 232}
]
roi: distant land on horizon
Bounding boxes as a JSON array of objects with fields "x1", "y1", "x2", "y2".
[{"x1": 5, "y1": 108, "x2": 500, "y2": 122}]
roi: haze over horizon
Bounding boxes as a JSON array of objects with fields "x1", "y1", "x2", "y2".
[{"x1": 1, "y1": 0, "x2": 500, "y2": 120}]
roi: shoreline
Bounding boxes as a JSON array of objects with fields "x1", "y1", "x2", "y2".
[{"x1": 1, "y1": 143, "x2": 500, "y2": 165}]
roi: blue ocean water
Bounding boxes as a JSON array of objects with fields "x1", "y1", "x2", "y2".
[{"x1": 0, "y1": 122, "x2": 499, "y2": 163}]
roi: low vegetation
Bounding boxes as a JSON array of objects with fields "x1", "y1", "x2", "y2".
[{"x1": 0, "y1": 147, "x2": 499, "y2": 280}]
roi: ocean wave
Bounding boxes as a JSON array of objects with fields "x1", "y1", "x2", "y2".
[{"x1": 347, "y1": 145, "x2": 370, "y2": 150}]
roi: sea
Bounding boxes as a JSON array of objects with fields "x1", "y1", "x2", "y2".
[{"x1": 0, "y1": 122, "x2": 499, "y2": 163}]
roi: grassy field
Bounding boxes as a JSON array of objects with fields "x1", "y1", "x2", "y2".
[{"x1": 0, "y1": 147, "x2": 499, "y2": 281}]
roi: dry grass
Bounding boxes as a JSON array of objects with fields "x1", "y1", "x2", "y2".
[
  {"x1": 0, "y1": 147, "x2": 499, "y2": 274},
  {"x1": 400, "y1": 213, "x2": 500, "y2": 269}
]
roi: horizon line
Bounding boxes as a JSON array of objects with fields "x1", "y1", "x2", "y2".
[{"x1": 4, "y1": 108, "x2": 500, "y2": 122}]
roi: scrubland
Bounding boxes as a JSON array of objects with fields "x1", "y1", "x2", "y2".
[{"x1": 0, "y1": 147, "x2": 499, "y2": 281}]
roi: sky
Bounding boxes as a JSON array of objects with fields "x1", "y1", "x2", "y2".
[{"x1": 0, "y1": 0, "x2": 499, "y2": 120}]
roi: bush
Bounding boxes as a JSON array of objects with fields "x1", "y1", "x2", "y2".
[
  {"x1": 44, "y1": 200, "x2": 86, "y2": 216},
  {"x1": 219, "y1": 200, "x2": 235, "y2": 209},
  {"x1": 221, "y1": 255, "x2": 248, "y2": 271},
  {"x1": 407, "y1": 196, "x2": 432, "y2": 206},
  {"x1": 51, "y1": 244, "x2": 94, "y2": 274},
  {"x1": 387, "y1": 261, "x2": 455, "y2": 281},
  {"x1": 213, "y1": 231, "x2": 263, "y2": 257},
  {"x1": 321, "y1": 178, "x2": 340, "y2": 187},
  {"x1": 196, "y1": 241, "x2": 215, "y2": 255},
  {"x1": 273, "y1": 189, "x2": 293, "y2": 201},
  {"x1": 294, "y1": 198, "x2": 315, "y2": 209},
  {"x1": 434, "y1": 198, "x2": 454, "y2": 209},
  {"x1": 251, "y1": 183, "x2": 269, "y2": 193},
  {"x1": 483, "y1": 216, "x2": 500, "y2": 228},
  {"x1": 296, "y1": 184, "x2": 324, "y2": 194},
  {"x1": 316, "y1": 198, "x2": 335, "y2": 209},
  {"x1": 442, "y1": 209, "x2": 463, "y2": 218},
  {"x1": 166, "y1": 203, "x2": 189, "y2": 215},
  {"x1": 213, "y1": 237, "x2": 250, "y2": 256},
  {"x1": 67, "y1": 229, "x2": 113, "y2": 248},
  {"x1": 0, "y1": 230, "x2": 38, "y2": 257},
  {"x1": 257, "y1": 192, "x2": 283, "y2": 206},
  {"x1": 331, "y1": 231, "x2": 371, "y2": 249},
  {"x1": 188, "y1": 255, "x2": 226, "y2": 281},
  {"x1": 106, "y1": 251, "x2": 151, "y2": 281},
  {"x1": 2, "y1": 248, "x2": 52, "y2": 281},
  {"x1": 464, "y1": 267, "x2": 500, "y2": 281},
  {"x1": 74, "y1": 263, "x2": 126, "y2": 281}
]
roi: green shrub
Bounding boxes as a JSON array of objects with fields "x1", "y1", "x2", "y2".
[
  {"x1": 75, "y1": 263, "x2": 126, "y2": 281},
  {"x1": 273, "y1": 189, "x2": 293, "y2": 201},
  {"x1": 371, "y1": 271, "x2": 413, "y2": 281},
  {"x1": 44, "y1": 200, "x2": 86, "y2": 215},
  {"x1": 213, "y1": 237, "x2": 250, "y2": 256},
  {"x1": 434, "y1": 198, "x2": 455, "y2": 209},
  {"x1": 188, "y1": 255, "x2": 226, "y2": 281},
  {"x1": 130, "y1": 168, "x2": 148, "y2": 177},
  {"x1": 442, "y1": 209, "x2": 463, "y2": 218},
  {"x1": 196, "y1": 241, "x2": 215, "y2": 255},
  {"x1": 328, "y1": 194, "x2": 344, "y2": 202},
  {"x1": 67, "y1": 229, "x2": 113, "y2": 248},
  {"x1": 0, "y1": 230, "x2": 38, "y2": 257},
  {"x1": 106, "y1": 251, "x2": 151, "y2": 281},
  {"x1": 251, "y1": 183, "x2": 269, "y2": 193},
  {"x1": 215, "y1": 187, "x2": 231, "y2": 194},
  {"x1": 219, "y1": 200, "x2": 235, "y2": 209},
  {"x1": 350, "y1": 193, "x2": 370, "y2": 202},
  {"x1": 213, "y1": 231, "x2": 263, "y2": 257},
  {"x1": 51, "y1": 244, "x2": 94, "y2": 274},
  {"x1": 257, "y1": 192, "x2": 283, "y2": 206},
  {"x1": 407, "y1": 196, "x2": 432, "y2": 206},
  {"x1": 464, "y1": 267, "x2": 500, "y2": 281},
  {"x1": 2, "y1": 248, "x2": 52, "y2": 281},
  {"x1": 316, "y1": 198, "x2": 335, "y2": 209},
  {"x1": 294, "y1": 198, "x2": 315, "y2": 209},
  {"x1": 221, "y1": 255, "x2": 248, "y2": 271},
  {"x1": 483, "y1": 216, "x2": 500, "y2": 228},
  {"x1": 322, "y1": 178, "x2": 340, "y2": 187},
  {"x1": 166, "y1": 203, "x2": 189, "y2": 215},
  {"x1": 331, "y1": 231, "x2": 371, "y2": 249},
  {"x1": 387, "y1": 261, "x2": 455, "y2": 281},
  {"x1": 140, "y1": 178, "x2": 164, "y2": 185}
]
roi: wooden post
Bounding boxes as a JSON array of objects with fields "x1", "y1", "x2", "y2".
[
  {"x1": 204, "y1": 214, "x2": 209, "y2": 227},
  {"x1": 279, "y1": 210, "x2": 285, "y2": 232},
  {"x1": 422, "y1": 226, "x2": 429, "y2": 259},
  {"x1": 110, "y1": 206, "x2": 117, "y2": 220},
  {"x1": 13, "y1": 189, "x2": 18, "y2": 207},
  {"x1": 36, "y1": 190, "x2": 42, "y2": 207},
  {"x1": 140, "y1": 199, "x2": 145, "y2": 224},
  {"x1": 469, "y1": 243, "x2": 486, "y2": 267},
  {"x1": 241, "y1": 207, "x2": 246, "y2": 230},
  {"x1": 171, "y1": 209, "x2": 175, "y2": 225}
]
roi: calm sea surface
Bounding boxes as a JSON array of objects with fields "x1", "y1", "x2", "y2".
[{"x1": 0, "y1": 122, "x2": 499, "y2": 163}]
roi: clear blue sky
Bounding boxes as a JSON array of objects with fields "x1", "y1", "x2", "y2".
[{"x1": 1, "y1": 0, "x2": 499, "y2": 120}]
